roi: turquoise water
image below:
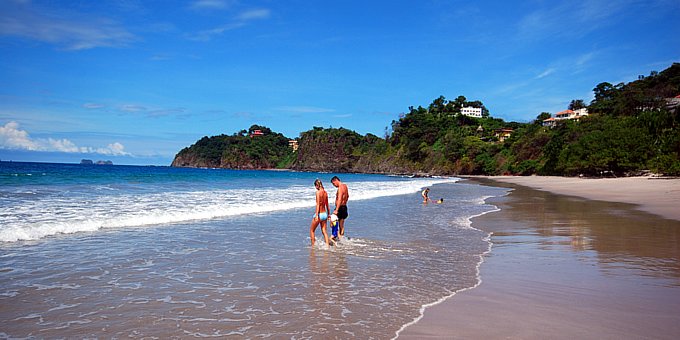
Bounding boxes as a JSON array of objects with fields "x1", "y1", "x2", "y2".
[{"x1": 0, "y1": 162, "x2": 508, "y2": 338}]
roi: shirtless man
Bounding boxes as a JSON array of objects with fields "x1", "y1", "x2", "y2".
[{"x1": 331, "y1": 176, "x2": 349, "y2": 239}]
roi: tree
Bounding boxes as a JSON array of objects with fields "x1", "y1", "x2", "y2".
[
  {"x1": 590, "y1": 82, "x2": 624, "y2": 115},
  {"x1": 428, "y1": 95, "x2": 447, "y2": 116},
  {"x1": 535, "y1": 112, "x2": 551, "y2": 124},
  {"x1": 453, "y1": 95, "x2": 467, "y2": 109},
  {"x1": 568, "y1": 99, "x2": 586, "y2": 110}
]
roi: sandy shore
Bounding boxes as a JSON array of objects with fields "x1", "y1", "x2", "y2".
[
  {"x1": 485, "y1": 176, "x2": 680, "y2": 221},
  {"x1": 399, "y1": 176, "x2": 680, "y2": 339}
]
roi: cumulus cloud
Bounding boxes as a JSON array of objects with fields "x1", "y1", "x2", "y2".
[
  {"x1": 0, "y1": 121, "x2": 129, "y2": 156},
  {"x1": 0, "y1": 121, "x2": 39, "y2": 150}
]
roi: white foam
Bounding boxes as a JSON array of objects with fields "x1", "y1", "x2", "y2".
[
  {"x1": 1, "y1": 177, "x2": 458, "y2": 243},
  {"x1": 392, "y1": 190, "x2": 509, "y2": 339}
]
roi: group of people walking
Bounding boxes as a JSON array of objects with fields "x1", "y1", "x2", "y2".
[
  {"x1": 310, "y1": 176, "x2": 349, "y2": 246},
  {"x1": 309, "y1": 178, "x2": 442, "y2": 246}
]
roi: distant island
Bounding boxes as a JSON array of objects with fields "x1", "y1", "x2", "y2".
[
  {"x1": 172, "y1": 63, "x2": 680, "y2": 176},
  {"x1": 81, "y1": 159, "x2": 113, "y2": 165}
]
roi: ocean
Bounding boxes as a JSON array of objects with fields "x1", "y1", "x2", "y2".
[{"x1": 0, "y1": 162, "x2": 508, "y2": 338}]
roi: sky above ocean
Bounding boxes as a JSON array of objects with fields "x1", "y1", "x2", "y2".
[{"x1": 1, "y1": 0, "x2": 679, "y2": 165}]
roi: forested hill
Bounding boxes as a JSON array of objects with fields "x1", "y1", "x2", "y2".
[
  {"x1": 172, "y1": 63, "x2": 680, "y2": 176},
  {"x1": 171, "y1": 125, "x2": 295, "y2": 169}
]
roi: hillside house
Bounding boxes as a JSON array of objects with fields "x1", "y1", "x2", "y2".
[
  {"x1": 666, "y1": 95, "x2": 680, "y2": 113},
  {"x1": 494, "y1": 128, "x2": 513, "y2": 142},
  {"x1": 288, "y1": 140, "x2": 299, "y2": 152},
  {"x1": 461, "y1": 106, "x2": 483, "y2": 118},
  {"x1": 543, "y1": 108, "x2": 589, "y2": 127},
  {"x1": 250, "y1": 130, "x2": 264, "y2": 137}
]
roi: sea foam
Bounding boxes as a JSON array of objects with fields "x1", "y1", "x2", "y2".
[{"x1": 1, "y1": 176, "x2": 457, "y2": 243}]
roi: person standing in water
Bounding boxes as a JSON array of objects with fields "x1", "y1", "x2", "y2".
[
  {"x1": 310, "y1": 179, "x2": 331, "y2": 246},
  {"x1": 331, "y1": 176, "x2": 349, "y2": 239},
  {"x1": 422, "y1": 188, "x2": 432, "y2": 203}
]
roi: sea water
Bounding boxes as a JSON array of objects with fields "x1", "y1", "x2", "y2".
[{"x1": 0, "y1": 162, "x2": 508, "y2": 338}]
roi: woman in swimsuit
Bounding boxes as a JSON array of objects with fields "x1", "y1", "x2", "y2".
[
  {"x1": 422, "y1": 188, "x2": 432, "y2": 203},
  {"x1": 310, "y1": 179, "x2": 331, "y2": 246}
]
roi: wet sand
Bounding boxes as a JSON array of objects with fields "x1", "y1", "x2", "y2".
[
  {"x1": 486, "y1": 176, "x2": 680, "y2": 220},
  {"x1": 399, "y1": 177, "x2": 680, "y2": 339}
]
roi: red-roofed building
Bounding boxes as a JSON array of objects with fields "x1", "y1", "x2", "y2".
[
  {"x1": 543, "y1": 108, "x2": 589, "y2": 127},
  {"x1": 666, "y1": 95, "x2": 680, "y2": 113},
  {"x1": 250, "y1": 130, "x2": 264, "y2": 137}
]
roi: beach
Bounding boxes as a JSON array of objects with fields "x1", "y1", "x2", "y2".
[
  {"x1": 1, "y1": 163, "x2": 506, "y2": 338},
  {"x1": 4, "y1": 164, "x2": 680, "y2": 338},
  {"x1": 399, "y1": 176, "x2": 680, "y2": 339}
]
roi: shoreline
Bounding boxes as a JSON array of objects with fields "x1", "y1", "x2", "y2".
[
  {"x1": 393, "y1": 203, "x2": 502, "y2": 339},
  {"x1": 475, "y1": 175, "x2": 680, "y2": 221},
  {"x1": 399, "y1": 176, "x2": 680, "y2": 339}
]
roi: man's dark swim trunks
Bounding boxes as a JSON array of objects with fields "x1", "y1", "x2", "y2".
[{"x1": 337, "y1": 205, "x2": 348, "y2": 219}]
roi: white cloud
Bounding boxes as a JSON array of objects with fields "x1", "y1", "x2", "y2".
[
  {"x1": 237, "y1": 9, "x2": 271, "y2": 21},
  {"x1": 535, "y1": 68, "x2": 556, "y2": 79},
  {"x1": 120, "y1": 104, "x2": 147, "y2": 113},
  {"x1": 0, "y1": 2, "x2": 136, "y2": 50},
  {"x1": 83, "y1": 103, "x2": 105, "y2": 109},
  {"x1": 47, "y1": 138, "x2": 81, "y2": 153},
  {"x1": 0, "y1": 121, "x2": 39, "y2": 150},
  {"x1": 188, "y1": 8, "x2": 271, "y2": 41},
  {"x1": 100, "y1": 142, "x2": 127, "y2": 156},
  {"x1": 0, "y1": 121, "x2": 129, "y2": 155},
  {"x1": 514, "y1": 0, "x2": 650, "y2": 43},
  {"x1": 117, "y1": 103, "x2": 186, "y2": 118},
  {"x1": 276, "y1": 106, "x2": 335, "y2": 113},
  {"x1": 190, "y1": 0, "x2": 234, "y2": 10}
]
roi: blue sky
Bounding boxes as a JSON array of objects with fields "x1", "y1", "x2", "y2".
[{"x1": 1, "y1": 0, "x2": 678, "y2": 165}]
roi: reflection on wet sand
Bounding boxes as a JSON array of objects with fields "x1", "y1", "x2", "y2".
[
  {"x1": 399, "y1": 179, "x2": 680, "y2": 339},
  {"x1": 305, "y1": 248, "x2": 353, "y2": 337}
]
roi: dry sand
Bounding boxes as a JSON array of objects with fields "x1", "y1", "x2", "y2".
[{"x1": 398, "y1": 176, "x2": 680, "y2": 339}]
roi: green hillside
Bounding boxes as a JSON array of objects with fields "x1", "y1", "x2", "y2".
[{"x1": 173, "y1": 63, "x2": 680, "y2": 176}]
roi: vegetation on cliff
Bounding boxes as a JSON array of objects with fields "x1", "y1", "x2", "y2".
[
  {"x1": 173, "y1": 63, "x2": 680, "y2": 176},
  {"x1": 172, "y1": 125, "x2": 294, "y2": 169}
]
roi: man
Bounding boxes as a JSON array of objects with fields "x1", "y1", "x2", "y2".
[{"x1": 331, "y1": 176, "x2": 349, "y2": 239}]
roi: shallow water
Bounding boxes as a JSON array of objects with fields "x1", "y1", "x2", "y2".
[{"x1": 0, "y1": 163, "x2": 507, "y2": 338}]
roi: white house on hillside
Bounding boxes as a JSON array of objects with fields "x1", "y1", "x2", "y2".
[
  {"x1": 543, "y1": 108, "x2": 589, "y2": 127},
  {"x1": 461, "y1": 106, "x2": 482, "y2": 118}
]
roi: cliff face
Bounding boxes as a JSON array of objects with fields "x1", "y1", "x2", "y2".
[
  {"x1": 289, "y1": 127, "x2": 418, "y2": 174},
  {"x1": 171, "y1": 152, "x2": 219, "y2": 168},
  {"x1": 291, "y1": 131, "x2": 358, "y2": 172}
]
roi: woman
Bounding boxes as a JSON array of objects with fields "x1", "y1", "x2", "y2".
[
  {"x1": 310, "y1": 179, "x2": 331, "y2": 246},
  {"x1": 422, "y1": 188, "x2": 432, "y2": 203}
]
